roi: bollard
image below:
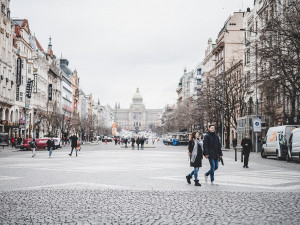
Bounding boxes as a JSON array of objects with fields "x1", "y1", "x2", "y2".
[
  {"x1": 241, "y1": 147, "x2": 243, "y2": 162},
  {"x1": 235, "y1": 147, "x2": 237, "y2": 161}
]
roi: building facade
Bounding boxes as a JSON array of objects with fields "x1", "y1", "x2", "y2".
[{"x1": 115, "y1": 88, "x2": 162, "y2": 131}]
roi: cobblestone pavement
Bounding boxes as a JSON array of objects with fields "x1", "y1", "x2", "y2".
[
  {"x1": 0, "y1": 142, "x2": 299, "y2": 224},
  {"x1": 0, "y1": 189, "x2": 299, "y2": 225}
]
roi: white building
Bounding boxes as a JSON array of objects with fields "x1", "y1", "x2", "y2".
[{"x1": 115, "y1": 88, "x2": 162, "y2": 131}]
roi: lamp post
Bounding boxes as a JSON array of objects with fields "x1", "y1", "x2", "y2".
[{"x1": 240, "y1": 28, "x2": 259, "y2": 153}]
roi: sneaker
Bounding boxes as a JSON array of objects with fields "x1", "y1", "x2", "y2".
[
  {"x1": 69, "y1": 154, "x2": 71, "y2": 156},
  {"x1": 204, "y1": 174, "x2": 208, "y2": 183},
  {"x1": 211, "y1": 181, "x2": 214, "y2": 185}
]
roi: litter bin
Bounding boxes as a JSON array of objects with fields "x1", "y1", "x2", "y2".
[{"x1": 172, "y1": 139, "x2": 179, "y2": 146}]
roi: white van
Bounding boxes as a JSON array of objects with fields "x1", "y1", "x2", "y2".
[
  {"x1": 287, "y1": 128, "x2": 300, "y2": 161},
  {"x1": 261, "y1": 125, "x2": 299, "y2": 160}
]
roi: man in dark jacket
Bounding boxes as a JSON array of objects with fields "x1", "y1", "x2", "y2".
[
  {"x1": 241, "y1": 133, "x2": 252, "y2": 168},
  {"x1": 124, "y1": 138, "x2": 128, "y2": 149},
  {"x1": 140, "y1": 137, "x2": 145, "y2": 150},
  {"x1": 136, "y1": 137, "x2": 141, "y2": 150},
  {"x1": 131, "y1": 137, "x2": 135, "y2": 150},
  {"x1": 69, "y1": 134, "x2": 78, "y2": 157},
  {"x1": 47, "y1": 137, "x2": 55, "y2": 158},
  {"x1": 203, "y1": 125, "x2": 223, "y2": 185}
]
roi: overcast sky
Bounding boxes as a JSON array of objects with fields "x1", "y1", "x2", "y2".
[{"x1": 11, "y1": 0, "x2": 253, "y2": 109}]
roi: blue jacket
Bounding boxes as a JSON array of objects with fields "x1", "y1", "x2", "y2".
[{"x1": 203, "y1": 132, "x2": 223, "y2": 159}]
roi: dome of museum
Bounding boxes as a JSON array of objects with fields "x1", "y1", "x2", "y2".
[{"x1": 133, "y1": 88, "x2": 143, "y2": 100}]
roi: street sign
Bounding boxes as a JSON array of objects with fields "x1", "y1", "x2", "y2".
[{"x1": 253, "y1": 118, "x2": 261, "y2": 132}]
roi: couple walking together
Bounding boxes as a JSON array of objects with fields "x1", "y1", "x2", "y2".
[{"x1": 186, "y1": 125, "x2": 223, "y2": 186}]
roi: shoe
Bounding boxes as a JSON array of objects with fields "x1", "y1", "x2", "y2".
[
  {"x1": 69, "y1": 154, "x2": 71, "y2": 156},
  {"x1": 246, "y1": 166, "x2": 249, "y2": 168},
  {"x1": 194, "y1": 180, "x2": 201, "y2": 186},
  {"x1": 211, "y1": 181, "x2": 214, "y2": 185},
  {"x1": 243, "y1": 166, "x2": 245, "y2": 168},
  {"x1": 32, "y1": 155, "x2": 34, "y2": 157},
  {"x1": 204, "y1": 174, "x2": 208, "y2": 183},
  {"x1": 186, "y1": 174, "x2": 192, "y2": 184}
]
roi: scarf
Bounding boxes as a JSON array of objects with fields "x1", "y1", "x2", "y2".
[{"x1": 191, "y1": 139, "x2": 201, "y2": 163}]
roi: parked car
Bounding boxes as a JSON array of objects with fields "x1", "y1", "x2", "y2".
[
  {"x1": 20, "y1": 138, "x2": 50, "y2": 150},
  {"x1": 261, "y1": 125, "x2": 300, "y2": 159},
  {"x1": 287, "y1": 128, "x2": 300, "y2": 161},
  {"x1": 53, "y1": 138, "x2": 61, "y2": 149}
]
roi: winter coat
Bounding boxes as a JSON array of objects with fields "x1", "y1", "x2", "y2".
[
  {"x1": 136, "y1": 138, "x2": 141, "y2": 145},
  {"x1": 141, "y1": 139, "x2": 145, "y2": 145},
  {"x1": 70, "y1": 135, "x2": 78, "y2": 148},
  {"x1": 241, "y1": 138, "x2": 252, "y2": 155},
  {"x1": 30, "y1": 140, "x2": 37, "y2": 148},
  {"x1": 131, "y1": 138, "x2": 135, "y2": 146},
  {"x1": 188, "y1": 140, "x2": 203, "y2": 167},
  {"x1": 203, "y1": 132, "x2": 223, "y2": 159},
  {"x1": 47, "y1": 139, "x2": 55, "y2": 149}
]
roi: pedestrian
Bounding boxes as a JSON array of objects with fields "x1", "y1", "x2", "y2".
[
  {"x1": 30, "y1": 138, "x2": 37, "y2": 157},
  {"x1": 76, "y1": 139, "x2": 81, "y2": 152},
  {"x1": 131, "y1": 137, "x2": 135, "y2": 150},
  {"x1": 47, "y1": 137, "x2": 55, "y2": 158},
  {"x1": 11, "y1": 136, "x2": 15, "y2": 148},
  {"x1": 136, "y1": 137, "x2": 140, "y2": 150},
  {"x1": 69, "y1": 134, "x2": 78, "y2": 157},
  {"x1": 140, "y1": 137, "x2": 145, "y2": 150},
  {"x1": 115, "y1": 137, "x2": 118, "y2": 145},
  {"x1": 203, "y1": 125, "x2": 223, "y2": 185},
  {"x1": 105, "y1": 139, "x2": 107, "y2": 144},
  {"x1": 152, "y1": 138, "x2": 155, "y2": 145},
  {"x1": 17, "y1": 136, "x2": 22, "y2": 145},
  {"x1": 186, "y1": 131, "x2": 203, "y2": 186},
  {"x1": 124, "y1": 138, "x2": 128, "y2": 149},
  {"x1": 241, "y1": 133, "x2": 252, "y2": 168}
]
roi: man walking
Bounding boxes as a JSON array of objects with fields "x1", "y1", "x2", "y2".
[
  {"x1": 124, "y1": 138, "x2": 128, "y2": 149},
  {"x1": 69, "y1": 134, "x2": 78, "y2": 157},
  {"x1": 136, "y1": 137, "x2": 141, "y2": 150},
  {"x1": 203, "y1": 125, "x2": 223, "y2": 185},
  {"x1": 241, "y1": 133, "x2": 252, "y2": 168},
  {"x1": 47, "y1": 137, "x2": 55, "y2": 158},
  {"x1": 140, "y1": 137, "x2": 145, "y2": 150},
  {"x1": 131, "y1": 137, "x2": 135, "y2": 150}
]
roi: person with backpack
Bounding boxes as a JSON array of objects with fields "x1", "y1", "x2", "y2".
[
  {"x1": 30, "y1": 138, "x2": 37, "y2": 157},
  {"x1": 186, "y1": 131, "x2": 203, "y2": 186}
]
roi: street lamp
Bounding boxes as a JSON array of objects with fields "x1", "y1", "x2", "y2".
[{"x1": 240, "y1": 28, "x2": 259, "y2": 153}]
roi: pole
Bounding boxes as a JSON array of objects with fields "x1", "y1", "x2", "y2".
[
  {"x1": 24, "y1": 58, "x2": 28, "y2": 142},
  {"x1": 255, "y1": 43, "x2": 258, "y2": 153},
  {"x1": 221, "y1": 70, "x2": 224, "y2": 149}
]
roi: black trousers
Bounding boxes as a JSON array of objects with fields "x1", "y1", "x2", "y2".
[
  {"x1": 70, "y1": 147, "x2": 77, "y2": 156},
  {"x1": 244, "y1": 153, "x2": 249, "y2": 167}
]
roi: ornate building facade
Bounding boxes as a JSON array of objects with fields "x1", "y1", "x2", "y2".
[{"x1": 115, "y1": 88, "x2": 162, "y2": 131}]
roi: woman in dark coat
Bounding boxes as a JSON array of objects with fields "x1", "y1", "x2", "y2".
[{"x1": 186, "y1": 131, "x2": 203, "y2": 186}]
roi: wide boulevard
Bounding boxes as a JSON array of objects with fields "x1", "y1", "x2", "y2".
[{"x1": 0, "y1": 142, "x2": 299, "y2": 224}]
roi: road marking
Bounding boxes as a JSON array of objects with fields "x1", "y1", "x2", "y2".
[
  {"x1": 12, "y1": 182, "x2": 133, "y2": 190},
  {"x1": 0, "y1": 176, "x2": 20, "y2": 181}
]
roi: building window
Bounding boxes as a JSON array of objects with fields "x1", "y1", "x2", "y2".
[
  {"x1": 277, "y1": 86, "x2": 281, "y2": 104},
  {"x1": 20, "y1": 92, "x2": 23, "y2": 102},
  {"x1": 247, "y1": 49, "x2": 250, "y2": 63}
]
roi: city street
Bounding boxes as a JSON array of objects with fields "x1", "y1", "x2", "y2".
[{"x1": 0, "y1": 142, "x2": 299, "y2": 224}]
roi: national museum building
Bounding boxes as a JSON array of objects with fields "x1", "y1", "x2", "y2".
[{"x1": 115, "y1": 88, "x2": 162, "y2": 131}]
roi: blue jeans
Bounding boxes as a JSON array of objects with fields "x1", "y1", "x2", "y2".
[
  {"x1": 190, "y1": 167, "x2": 199, "y2": 180},
  {"x1": 205, "y1": 158, "x2": 218, "y2": 182},
  {"x1": 49, "y1": 147, "x2": 53, "y2": 157}
]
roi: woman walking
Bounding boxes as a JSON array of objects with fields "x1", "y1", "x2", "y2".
[{"x1": 186, "y1": 131, "x2": 203, "y2": 186}]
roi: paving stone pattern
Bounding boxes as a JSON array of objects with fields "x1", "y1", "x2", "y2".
[{"x1": 0, "y1": 189, "x2": 299, "y2": 225}]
